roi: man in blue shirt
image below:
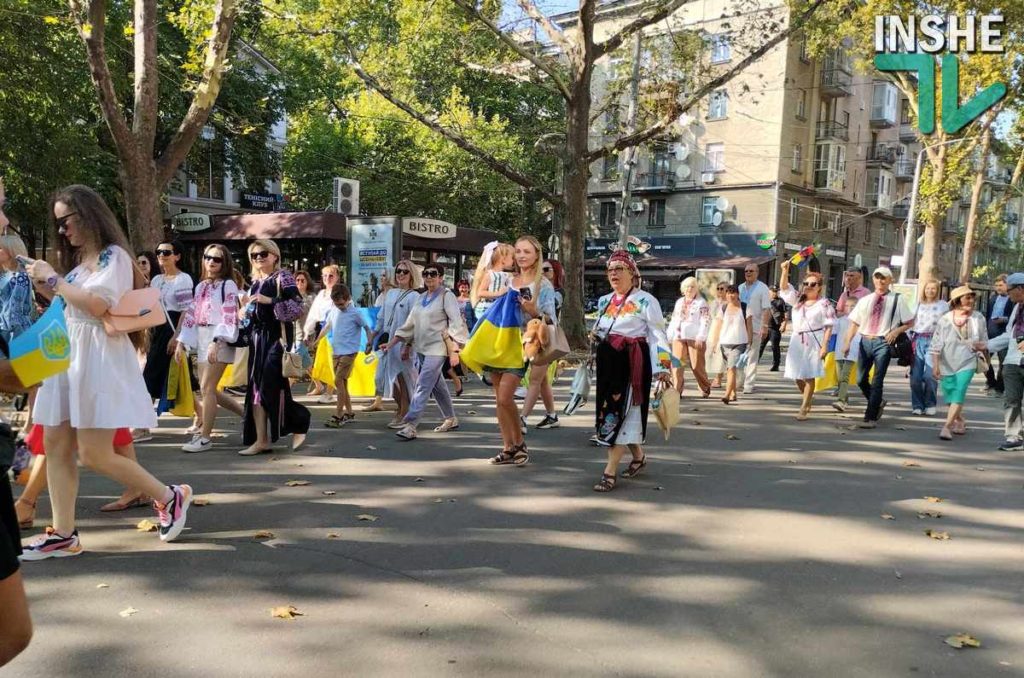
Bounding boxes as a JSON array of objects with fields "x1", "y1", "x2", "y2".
[{"x1": 986, "y1": 274, "x2": 1012, "y2": 394}]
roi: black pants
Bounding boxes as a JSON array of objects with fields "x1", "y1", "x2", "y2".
[
  {"x1": 760, "y1": 328, "x2": 783, "y2": 369},
  {"x1": 986, "y1": 348, "x2": 1007, "y2": 393}
]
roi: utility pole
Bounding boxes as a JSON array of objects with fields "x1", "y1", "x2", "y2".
[{"x1": 616, "y1": 32, "x2": 643, "y2": 249}]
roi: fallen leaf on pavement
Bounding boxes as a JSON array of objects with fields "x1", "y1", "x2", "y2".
[
  {"x1": 433, "y1": 498, "x2": 444, "y2": 504},
  {"x1": 193, "y1": 498, "x2": 210, "y2": 506},
  {"x1": 448, "y1": 498, "x2": 457, "y2": 503},
  {"x1": 321, "y1": 490, "x2": 336, "y2": 496},
  {"x1": 895, "y1": 426, "x2": 907, "y2": 431},
  {"x1": 367, "y1": 445, "x2": 377, "y2": 451},
  {"x1": 326, "y1": 533, "x2": 341, "y2": 540},
  {"x1": 97, "y1": 583, "x2": 110, "y2": 589},
  {"x1": 653, "y1": 486, "x2": 664, "y2": 491},
  {"x1": 285, "y1": 480, "x2": 310, "y2": 487},
  {"x1": 924, "y1": 496, "x2": 943, "y2": 503},
  {"x1": 414, "y1": 478, "x2": 425, "y2": 483},
  {"x1": 136, "y1": 519, "x2": 158, "y2": 532},
  {"x1": 902, "y1": 461, "x2": 921, "y2": 467},
  {"x1": 271, "y1": 605, "x2": 304, "y2": 620},
  {"x1": 693, "y1": 420, "x2": 702, "y2": 426},
  {"x1": 944, "y1": 633, "x2": 981, "y2": 649},
  {"x1": 880, "y1": 514, "x2": 895, "y2": 520},
  {"x1": 725, "y1": 434, "x2": 739, "y2": 440},
  {"x1": 254, "y1": 530, "x2": 275, "y2": 540},
  {"x1": 917, "y1": 511, "x2": 943, "y2": 519},
  {"x1": 894, "y1": 569, "x2": 902, "y2": 579},
  {"x1": 976, "y1": 467, "x2": 986, "y2": 472},
  {"x1": 895, "y1": 474, "x2": 904, "y2": 480},
  {"x1": 119, "y1": 607, "x2": 139, "y2": 618},
  {"x1": 355, "y1": 514, "x2": 379, "y2": 522},
  {"x1": 925, "y1": 529, "x2": 950, "y2": 540},
  {"x1": 467, "y1": 410, "x2": 477, "y2": 415}
]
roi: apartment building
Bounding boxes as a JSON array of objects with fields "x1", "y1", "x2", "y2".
[{"x1": 566, "y1": 0, "x2": 1016, "y2": 302}]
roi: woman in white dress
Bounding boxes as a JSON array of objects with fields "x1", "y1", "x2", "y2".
[
  {"x1": 367, "y1": 259, "x2": 421, "y2": 428},
  {"x1": 22, "y1": 185, "x2": 193, "y2": 560},
  {"x1": 667, "y1": 276, "x2": 711, "y2": 397},
  {"x1": 778, "y1": 261, "x2": 835, "y2": 420},
  {"x1": 590, "y1": 250, "x2": 672, "y2": 492},
  {"x1": 303, "y1": 264, "x2": 341, "y2": 401},
  {"x1": 705, "y1": 282, "x2": 728, "y2": 388}
]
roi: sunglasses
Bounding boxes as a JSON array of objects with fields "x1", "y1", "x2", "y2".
[
  {"x1": 542, "y1": 266, "x2": 553, "y2": 272},
  {"x1": 156, "y1": 248, "x2": 175, "y2": 257},
  {"x1": 203, "y1": 254, "x2": 224, "y2": 264},
  {"x1": 802, "y1": 281, "x2": 820, "y2": 288},
  {"x1": 55, "y1": 212, "x2": 76, "y2": 230},
  {"x1": 250, "y1": 250, "x2": 271, "y2": 261},
  {"x1": 395, "y1": 268, "x2": 410, "y2": 275},
  {"x1": 423, "y1": 270, "x2": 440, "y2": 278}
]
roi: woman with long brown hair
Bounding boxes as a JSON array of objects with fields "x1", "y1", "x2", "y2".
[
  {"x1": 238, "y1": 239, "x2": 310, "y2": 456},
  {"x1": 21, "y1": 185, "x2": 193, "y2": 559},
  {"x1": 176, "y1": 244, "x2": 245, "y2": 453},
  {"x1": 778, "y1": 261, "x2": 835, "y2": 419}
]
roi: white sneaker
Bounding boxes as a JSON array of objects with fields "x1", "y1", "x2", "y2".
[
  {"x1": 514, "y1": 386, "x2": 527, "y2": 400},
  {"x1": 317, "y1": 394, "x2": 336, "y2": 404},
  {"x1": 911, "y1": 409, "x2": 923, "y2": 416},
  {"x1": 924, "y1": 407, "x2": 937, "y2": 416},
  {"x1": 182, "y1": 436, "x2": 212, "y2": 453},
  {"x1": 742, "y1": 387, "x2": 754, "y2": 395},
  {"x1": 520, "y1": 416, "x2": 528, "y2": 435},
  {"x1": 396, "y1": 424, "x2": 417, "y2": 440}
]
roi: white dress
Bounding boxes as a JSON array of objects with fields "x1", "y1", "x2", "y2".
[
  {"x1": 780, "y1": 287, "x2": 835, "y2": 380},
  {"x1": 34, "y1": 245, "x2": 158, "y2": 429},
  {"x1": 376, "y1": 287, "x2": 420, "y2": 396},
  {"x1": 667, "y1": 296, "x2": 711, "y2": 342}
]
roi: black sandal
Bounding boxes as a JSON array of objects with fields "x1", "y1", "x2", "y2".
[
  {"x1": 593, "y1": 473, "x2": 616, "y2": 492},
  {"x1": 511, "y1": 443, "x2": 529, "y2": 466},
  {"x1": 490, "y1": 449, "x2": 515, "y2": 465},
  {"x1": 621, "y1": 455, "x2": 647, "y2": 478}
]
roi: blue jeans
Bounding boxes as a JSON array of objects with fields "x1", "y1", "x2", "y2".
[
  {"x1": 909, "y1": 334, "x2": 937, "y2": 411},
  {"x1": 858, "y1": 336, "x2": 893, "y2": 421}
]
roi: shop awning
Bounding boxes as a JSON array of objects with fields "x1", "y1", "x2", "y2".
[
  {"x1": 585, "y1": 254, "x2": 776, "y2": 279},
  {"x1": 179, "y1": 211, "x2": 347, "y2": 242}
]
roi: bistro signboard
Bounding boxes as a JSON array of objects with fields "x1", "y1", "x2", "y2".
[
  {"x1": 171, "y1": 212, "x2": 212, "y2": 233},
  {"x1": 401, "y1": 217, "x2": 456, "y2": 239}
]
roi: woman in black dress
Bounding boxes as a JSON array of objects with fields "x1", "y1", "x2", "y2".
[{"x1": 238, "y1": 239, "x2": 310, "y2": 455}]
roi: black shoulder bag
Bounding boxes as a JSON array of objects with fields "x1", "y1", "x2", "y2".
[{"x1": 888, "y1": 293, "x2": 914, "y2": 367}]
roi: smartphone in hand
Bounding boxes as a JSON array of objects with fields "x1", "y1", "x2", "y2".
[{"x1": 519, "y1": 286, "x2": 533, "y2": 301}]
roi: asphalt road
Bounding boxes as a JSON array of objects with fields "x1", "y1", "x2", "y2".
[{"x1": 9, "y1": 365, "x2": 1024, "y2": 677}]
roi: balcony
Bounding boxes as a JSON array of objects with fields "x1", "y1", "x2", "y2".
[
  {"x1": 960, "y1": 191, "x2": 972, "y2": 206},
  {"x1": 815, "y1": 120, "x2": 849, "y2": 142},
  {"x1": 895, "y1": 159, "x2": 915, "y2": 180},
  {"x1": 633, "y1": 171, "x2": 677, "y2": 191},
  {"x1": 820, "y1": 68, "x2": 852, "y2": 97},
  {"x1": 1006, "y1": 211, "x2": 1020, "y2": 225},
  {"x1": 893, "y1": 203, "x2": 909, "y2": 219},
  {"x1": 813, "y1": 169, "x2": 845, "y2": 195},
  {"x1": 866, "y1": 191, "x2": 893, "y2": 214},
  {"x1": 899, "y1": 123, "x2": 917, "y2": 141},
  {"x1": 866, "y1": 144, "x2": 898, "y2": 167}
]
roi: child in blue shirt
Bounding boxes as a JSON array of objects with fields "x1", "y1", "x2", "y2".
[{"x1": 316, "y1": 284, "x2": 369, "y2": 427}]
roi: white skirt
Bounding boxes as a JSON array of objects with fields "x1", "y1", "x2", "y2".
[
  {"x1": 784, "y1": 329, "x2": 827, "y2": 380},
  {"x1": 34, "y1": 318, "x2": 158, "y2": 429},
  {"x1": 197, "y1": 326, "x2": 236, "y2": 365},
  {"x1": 614, "y1": 405, "x2": 644, "y2": 445}
]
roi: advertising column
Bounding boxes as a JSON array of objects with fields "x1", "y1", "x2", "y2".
[{"x1": 347, "y1": 217, "x2": 401, "y2": 309}]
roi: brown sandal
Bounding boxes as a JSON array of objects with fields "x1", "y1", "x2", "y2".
[
  {"x1": 490, "y1": 449, "x2": 515, "y2": 465},
  {"x1": 593, "y1": 473, "x2": 616, "y2": 492},
  {"x1": 511, "y1": 443, "x2": 529, "y2": 466},
  {"x1": 621, "y1": 456, "x2": 647, "y2": 478}
]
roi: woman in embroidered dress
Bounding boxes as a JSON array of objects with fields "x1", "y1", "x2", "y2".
[
  {"x1": 136, "y1": 239, "x2": 195, "y2": 443},
  {"x1": 667, "y1": 276, "x2": 711, "y2": 398},
  {"x1": 909, "y1": 280, "x2": 948, "y2": 416},
  {"x1": 705, "y1": 281, "x2": 728, "y2": 388},
  {"x1": 778, "y1": 261, "x2": 835, "y2": 420},
  {"x1": 21, "y1": 185, "x2": 192, "y2": 560},
  {"x1": 930, "y1": 286, "x2": 987, "y2": 440},
  {"x1": 238, "y1": 239, "x2": 310, "y2": 456},
  {"x1": 303, "y1": 264, "x2": 341, "y2": 401},
  {"x1": 176, "y1": 244, "x2": 245, "y2": 453},
  {"x1": 367, "y1": 260, "x2": 421, "y2": 428},
  {"x1": 590, "y1": 250, "x2": 672, "y2": 492}
]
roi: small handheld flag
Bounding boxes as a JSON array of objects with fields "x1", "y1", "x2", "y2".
[
  {"x1": 9, "y1": 298, "x2": 71, "y2": 387},
  {"x1": 789, "y1": 244, "x2": 818, "y2": 267},
  {"x1": 657, "y1": 346, "x2": 683, "y2": 369}
]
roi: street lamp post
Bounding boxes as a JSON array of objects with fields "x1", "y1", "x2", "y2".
[{"x1": 899, "y1": 137, "x2": 977, "y2": 284}]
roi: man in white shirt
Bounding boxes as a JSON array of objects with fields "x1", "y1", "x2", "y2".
[
  {"x1": 983, "y1": 272, "x2": 1024, "y2": 450},
  {"x1": 737, "y1": 264, "x2": 770, "y2": 393},
  {"x1": 841, "y1": 266, "x2": 915, "y2": 428}
]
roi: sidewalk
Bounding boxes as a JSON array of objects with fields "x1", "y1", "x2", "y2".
[{"x1": 11, "y1": 366, "x2": 1024, "y2": 677}]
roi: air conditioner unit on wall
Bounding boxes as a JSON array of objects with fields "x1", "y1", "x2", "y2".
[
  {"x1": 630, "y1": 201, "x2": 645, "y2": 213},
  {"x1": 701, "y1": 172, "x2": 716, "y2": 184},
  {"x1": 332, "y1": 177, "x2": 360, "y2": 215}
]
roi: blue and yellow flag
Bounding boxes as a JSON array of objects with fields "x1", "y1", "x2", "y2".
[
  {"x1": 657, "y1": 346, "x2": 683, "y2": 369},
  {"x1": 461, "y1": 291, "x2": 524, "y2": 375},
  {"x1": 10, "y1": 298, "x2": 71, "y2": 387}
]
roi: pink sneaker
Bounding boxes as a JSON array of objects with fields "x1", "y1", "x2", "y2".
[
  {"x1": 155, "y1": 484, "x2": 193, "y2": 542},
  {"x1": 20, "y1": 527, "x2": 83, "y2": 561}
]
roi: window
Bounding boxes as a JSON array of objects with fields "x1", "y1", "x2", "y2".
[
  {"x1": 648, "y1": 199, "x2": 666, "y2": 228},
  {"x1": 704, "y1": 142, "x2": 725, "y2": 172},
  {"x1": 841, "y1": 110, "x2": 850, "y2": 128},
  {"x1": 864, "y1": 220, "x2": 872, "y2": 244},
  {"x1": 709, "y1": 34, "x2": 731, "y2": 63},
  {"x1": 812, "y1": 206, "x2": 821, "y2": 231},
  {"x1": 796, "y1": 89, "x2": 807, "y2": 120},
  {"x1": 708, "y1": 89, "x2": 728, "y2": 120},
  {"x1": 800, "y1": 36, "x2": 811, "y2": 63},
  {"x1": 831, "y1": 210, "x2": 842, "y2": 233},
  {"x1": 601, "y1": 154, "x2": 618, "y2": 181},
  {"x1": 604, "y1": 106, "x2": 620, "y2": 134},
  {"x1": 900, "y1": 98, "x2": 911, "y2": 125},
  {"x1": 814, "y1": 142, "x2": 846, "y2": 192},
  {"x1": 792, "y1": 144, "x2": 803, "y2": 173},
  {"x1": 194, "y1": 138, "x2": 225, "y2": 201},
  {"x1": 789, "y1": 199, "x2": 799, "y2": 226},
  {"x1": 871, "y1": 82, "x2": 899, "y2": 125},
  {"x1": 701, "y1": 196, "x2": 719, "y2": 226},
  {"x1": 599, "y1": 201, "x2": 616, "y2": 230},
  {"x1": 880, "y1": 222, "x2": 889, "y2": 247}
]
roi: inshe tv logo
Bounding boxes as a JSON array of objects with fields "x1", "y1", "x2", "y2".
[{"x1": 873, "y1": 15, "x2": 1008, "y2": 134}]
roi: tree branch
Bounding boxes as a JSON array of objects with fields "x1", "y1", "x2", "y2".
[
  {"x1": 587, "y1": 0, "x2": 834, "y2": 161},
  {"x1": 67, "y1": 0, "x2": 135, "y2": 157},
  {"x1": 462, "y1": 60, "x2": 559, "y2": 95},
  {"x1": 450, "y1": 0, "x2": 572, "y2": 102},
  {"x1": 133, "y1": 0, "x2": 160, "y2": 151},
  {"x1": 515, "y1": 0, "x2": 571, "y2": 53},
  {"x1": 595, "y1": 0, "x2": 688, "y2": 59},
  {"x1": 156, "y1": 0, "x2": 240, "y2": 185},
  {"x1": 343, "y1": 42, "x2": 559, "y2": 204}
]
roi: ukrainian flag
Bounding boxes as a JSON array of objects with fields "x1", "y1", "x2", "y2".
[
  {"x1": 657, "y1": 346, "x2": 683, "y2": 369},
  {"x1": 10, "y1": 298, "x2": 71, "y2": 387},
  {"x1": 461, "y1": 291, "x2": 524, "y2": 375}
]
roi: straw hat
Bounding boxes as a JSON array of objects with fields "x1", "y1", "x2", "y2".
[{"x1": 949, "y1": 285, "x2": 975, "y2": 305}]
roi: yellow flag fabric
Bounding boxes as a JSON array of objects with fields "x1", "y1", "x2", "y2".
[
  {"x1": 815, "y1": 353, "x2": 868, "y2": 393},
  {"x1": 217, "y1": 347, "x2": 249, "y2": 391},
  {"x1": 309, "y1": 335, "x2": 377, "y2": 397},
  {"x1": 166, "y1": 356, "x2": 195, "y2": 417},
  {"x1": 311, "y1": 336, "x2": 336, "y2": 388}
]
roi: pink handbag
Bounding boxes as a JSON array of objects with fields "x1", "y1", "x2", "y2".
[{"x1": 102, "y1": 287, "x2": 168, "y2": 336}]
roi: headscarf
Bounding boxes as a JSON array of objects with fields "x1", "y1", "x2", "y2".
[{"x1": 607, "y1": 248, "x2": 640, "y2": 288}]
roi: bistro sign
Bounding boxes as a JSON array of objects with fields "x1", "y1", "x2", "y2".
[
  {"x1": 171, "y1": 212, "x2": 212, "y2": 233},
  {"x1": 401, "y1": 217, "x2": 456, "y2": 239}
]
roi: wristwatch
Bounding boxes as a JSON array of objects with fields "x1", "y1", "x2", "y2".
[{"x1": 45, "y1": 275, "x2": 59, "y2": 291}]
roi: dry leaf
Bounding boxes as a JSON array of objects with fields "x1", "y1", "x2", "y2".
[
  {"x1": 976, "y1": 467, "x2": 986, "y2": 472},
  {"x1": 467, "y1": 410, "x2": 478, "y2": 415},
  {"x1": 924, "y1": 496, "x2": 943, "y2": 503},
  {"x1": 367, "y1": 445, "x2": 377, "y2": 451},
  {"x1": 880, "y1": 514, "x2": 895, "y2": 520},
  {"x1": 119, "y1": 607, "x2": 139, "y2": 618},
  {"x1": 902, "y1": 461, "x2": 921, "y2": 467},
  {"x1": 136, "y1": 519, "x2": 158, "y2": 532},
  {"x1": 193, "y1": 498, "x2": 210, "y2": 506},
  {"x1": 693, "y1": 420, "x2": 702, "y2": 426},
  {"x1": 285, "y1": 480, "x2": 310, "y2": 487},
  {"x1": 271, "y1": 605, "x2": 304, "y2": 620},
  {"x1": 917, "y1": 511, "x2": 943, "y2": 519},
  {"x1": 96, "y1": 583, "x2": 110, "y2": 589},
  {"x1": 895, "y1": 474, "x2": 904, "y2": 480},
  {"x1": 254, "y1": 530, "x2": 275, "y2": 540},
  {"x1": 414, "y1": 478, "x2": 425, "y2": 483},
  {"x1": 653, "y1": 486, "x2": 664, "y2": 491},
  {"x1": 355, "y1": 514, "x2": 378, "y2": 522},
  {"x1": 944, "y1": 633, "x2": 981, "y2": 649},
  {"x1": 894, "y1": 569, "x2": 902, "y2": 579},
  {"x1": 433, "y1": 498, "x2": 444, "y2": 504},
  {"x1": 725, "y1": 434, "x2": 739, "y2": 440},
  {"x1": 896, "y1": 426, "x2": 907, "y2": 431},
  {"x1": 326, "y1": 533, "x2": 341, "y2": 540},
  {"x1": 925, "y1": 529, "x2": 950, "y2": 540},
  {"x1": 322, "y1": 490, "x2": 337, "y2": 496}
]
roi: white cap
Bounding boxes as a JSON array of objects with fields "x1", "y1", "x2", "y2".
[{"x1": 873, "y1": 266, "x2": 894, "y2": 279}]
